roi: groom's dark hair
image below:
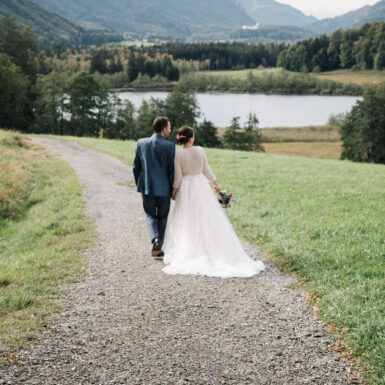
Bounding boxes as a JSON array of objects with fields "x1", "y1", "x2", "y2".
[{"x1": 153, "y1": 116, "x2": 170, "y2": 133}]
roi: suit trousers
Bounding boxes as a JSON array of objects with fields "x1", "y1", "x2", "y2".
[{"x1": 141, "y1": 194, "x2": 171, "y2": 245}]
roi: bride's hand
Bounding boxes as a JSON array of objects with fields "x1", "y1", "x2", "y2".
[
  {"x1": 213, "y1": 181, "x2": 221, "y2": 194},
  {"x1": 171, "y1": 188, "x2": 178, "y2": 200}
]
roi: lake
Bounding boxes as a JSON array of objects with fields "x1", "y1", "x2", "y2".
[{"x1": 116, "y1": 91, "x2": 361, "y2": 128}]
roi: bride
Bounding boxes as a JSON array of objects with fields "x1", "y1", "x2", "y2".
[{"x1": 162, "y1": 126, "x2": 266, "y2": 278}]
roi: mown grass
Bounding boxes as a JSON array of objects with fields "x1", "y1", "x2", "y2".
[
  {"x1": 311, "y1": 69, "x2": 385, "y2": 86},
  {"x1": 33, "y1": 134, "x2": 385, "y2": 385},
  {"x1": 0, "y1": 130, "x2": 95, "y2": 349}
]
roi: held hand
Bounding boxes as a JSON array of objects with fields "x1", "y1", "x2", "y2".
[
  {"x1": 214, "y1": 185, "x2": 221, "y2": 194},
  {"x1": 171, "y1": 188, "x2": 178, "y2": 201}
]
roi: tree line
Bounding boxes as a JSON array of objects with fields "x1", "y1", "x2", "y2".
[
  {"x1": 143, "y1": 42, "x2": 284, "y2": 70},
  {"x1": 277, "y1": 22, "x2": 385, "y2": 72}
]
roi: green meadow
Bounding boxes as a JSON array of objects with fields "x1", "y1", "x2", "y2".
[
  {"x1": 33, "y1": 134, "x2": 385, "y2": 384},
  {"x1": 0, "y1": 131, "x2": 95, "y2": 350}
]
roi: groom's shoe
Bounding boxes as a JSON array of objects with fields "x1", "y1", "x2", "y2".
[{"x1": 152, "y1": 238, "x2": 163, "y2": 259}]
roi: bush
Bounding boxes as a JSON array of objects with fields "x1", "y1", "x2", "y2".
[
  {"x1": 223, "y1": 114, "x2": 264, "y2": 152},
  {"x1": 340, "y1": 84, "x2": 385, "y2": 163}
]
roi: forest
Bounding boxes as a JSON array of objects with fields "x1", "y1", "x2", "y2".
[{"x1": 277, "y1": 22, "x2": 385, "y2": 72}]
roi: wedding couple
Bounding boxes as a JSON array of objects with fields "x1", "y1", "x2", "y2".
[{"x1": 132, "y1": 116, "x2": 265, "y2": 278}]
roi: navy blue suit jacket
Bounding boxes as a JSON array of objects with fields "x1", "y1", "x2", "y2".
[{"x1": 132, "y1": 134, "x2": 176, "y2": 197}]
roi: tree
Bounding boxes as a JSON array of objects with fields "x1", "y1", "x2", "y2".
[
  {"x1": 223, "y1": 114, "x2": 264, "y2": 152},
  {"x1": 135, "y1": 98, "x2": 165, "y2": 140},
  {"x1": 340, "y1": 84, "x2": 385, "y2": 164},
  {"x1": 67, "y1": 72, "x2": 105, "y2": 137},
  {"x1": 194, "y1": 119, "x2": 222, "y2": 148},
  {"x1": 0, "y1": 17, "x2": 38, "y2": 83},
  {"x1": 0, "y1": 53, "x2": 30, "y2": 130},
  {"x1": 90, "y1": 49, "x2": 109, "y2": 74},
  {"x1": 111, "y1": 100, "x2": 136, "y2": 139},
  {"x1": 127, "y1": 51, "x2": 138, "y2": 82},
  {"x1": 33, "y1": 71, "x2": 68, "y2": 134},
  {"x1": 223, "y1": 117, "x2": 243, "y2": 150},
  {"x1": 374, "y1": 49, "x2": 385, "y2": 70},
  {"x1": 244, "y1": 113, "x2": 264, "y2": 152},
  {"x1": 164, "y1": 84, "x2": 200, "y2": 142}
]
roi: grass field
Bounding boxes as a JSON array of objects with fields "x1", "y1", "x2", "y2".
[
  {"x1": 218, "y1": 125, "x2": 342, "y2": 159},
  {"x1": 199, "y1": 68, "x2": 385, "y2": 87},
  {"x1": 32, "y1": 134, "x2": 385, "y2": 385},
  {"x1": 260, "y1": 125, "x2": 341, "y2": 143},
  {"x1": 199, "y1": 67, "x2": 283, "y2": 79},
  {"x1": 263, "y1": 142, "x2": 343, "y2": 159},
  {"x1": 0, "y1": 130, "x2": 95, "y2": 350},
  {"x1": 311, "y1": 69, "x2": 385, "y2": 86}
]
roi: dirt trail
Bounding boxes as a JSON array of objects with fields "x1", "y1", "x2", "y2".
[{"x1": 1, "y1": 137, "x2": 358, "y2": 385}]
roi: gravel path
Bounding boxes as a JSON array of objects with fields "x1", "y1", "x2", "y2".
[{"x1": 2, "y1": 137, "x2": 360, "y2": 385}]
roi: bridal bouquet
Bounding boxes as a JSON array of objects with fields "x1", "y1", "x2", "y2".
[{"x1": 218, "y1": 190, "x2": 233, "y2": 208}]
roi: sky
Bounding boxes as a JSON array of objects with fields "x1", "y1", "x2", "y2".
[{"x1": 276, "y1": 0, "x2": 380, "y2": 19}]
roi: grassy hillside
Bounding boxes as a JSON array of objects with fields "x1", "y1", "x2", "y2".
[
  {"x1": 239, "y1": 0, "x2": 317, "y2": 27},
  {"x1": 33, "y1": 0, "x2": 254, "y2": 41},
  {"x1": 0, "y1": 130, "x2": 94, "y2": 349},
  {"x1": 0, "y1": 0, "x2": 123, "y2": 44},
  {"x1": 31, "y1": 134, "x2": 385, "y2": 385},
  {"x1": 230, "y1": 25, "x2": 315, "y2": 43}
]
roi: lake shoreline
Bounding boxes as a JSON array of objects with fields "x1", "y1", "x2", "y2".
[
  {"x1": 116, "y1": 90, "x2": 360, "y2": 127},
  {"x1": 111, "y1": 85, "x2": 363, "y2": 96}
]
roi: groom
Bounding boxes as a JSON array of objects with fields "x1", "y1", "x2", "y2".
[{"x1": 132, "y1": 116, "x2": 175, "y2": 260}]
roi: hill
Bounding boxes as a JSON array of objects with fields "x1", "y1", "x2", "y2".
[
  {"x1": 307, "y1": 0, "x2": 385, "y2": 34},
  {"x1": 231, "y1": 24, "x2": 315, "y2": 42},
  {"x1": 239, "y1": 0, "x2": 317, "y2": 27},
  {"x1": 0, "y1": 0, "x2": 123, "y2": 44},
  {"x1": 32, "y1": 0, "x2": 255, "y2": 40}
]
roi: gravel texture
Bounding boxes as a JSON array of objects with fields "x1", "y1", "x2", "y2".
[{"x1": 1, "y1": 137, "x2": 361, "y2": 385}]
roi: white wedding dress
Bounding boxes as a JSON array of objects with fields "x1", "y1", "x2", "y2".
[{"x1": 162, "y1": 146, "x2": 266, "y2": 278}]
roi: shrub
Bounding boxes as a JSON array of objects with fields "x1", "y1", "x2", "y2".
[{"x1": 340, "y1": 84, "x2": 385, "y2": 163}]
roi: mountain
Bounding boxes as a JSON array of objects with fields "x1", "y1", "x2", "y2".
[
  {"x1": 238, "y1": 0, "x2": 317, "y2": 27},
  {"x1": 32, "y1": 0, "x2": 255, "y2": 40},
  {"x1": 231, "y1": 24, "x2": 315, "y2": 42},
  {"x1": 307, "y1": 0, "x2": 385, "y2": 34},
  {"x1": 0, "y1": 0, "x2": 123, "y2": 44}
]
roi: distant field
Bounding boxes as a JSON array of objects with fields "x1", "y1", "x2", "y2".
[
  {"x1": 311, "y1": 69, "x2": 385, "y2": 86},
  {"x1": 199, "y1": 67, "x2": 283, "y2": 79},
  {"x1": 219, "y1": 125, "x2": 342, "y2": 159},
  {"x1": 261, "y1": 125, "x2": 340, "y2": 142},
  {"x1": 31, "y1": 134, "x2": 385, "y2": 384},
  {"x1": 263, "y1": 141, "x2": 342, "y2": 159},
  {"x1": 199, "y1": 68, "x2": 385, "y2": 86}
]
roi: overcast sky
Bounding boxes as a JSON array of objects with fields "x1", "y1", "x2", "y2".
[{"x1": 276, "y1": 0, "x2": 380, "y2": 19}]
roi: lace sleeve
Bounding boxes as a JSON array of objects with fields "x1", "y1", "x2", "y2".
[
  {"x1": 202, "y1": 148, "x2": 216, "y2": 182},
  {"x1": 173, "y1": 155, "x2": 183, "y2": 189}
]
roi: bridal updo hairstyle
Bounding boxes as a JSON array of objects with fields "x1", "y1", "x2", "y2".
[{"x1": 177, "y1": 126, "x2": 194, "y2": 144}]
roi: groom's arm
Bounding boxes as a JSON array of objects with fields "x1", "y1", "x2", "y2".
[{"x1": 132, "y1": 142, "x2": 142, "y2": 186}]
